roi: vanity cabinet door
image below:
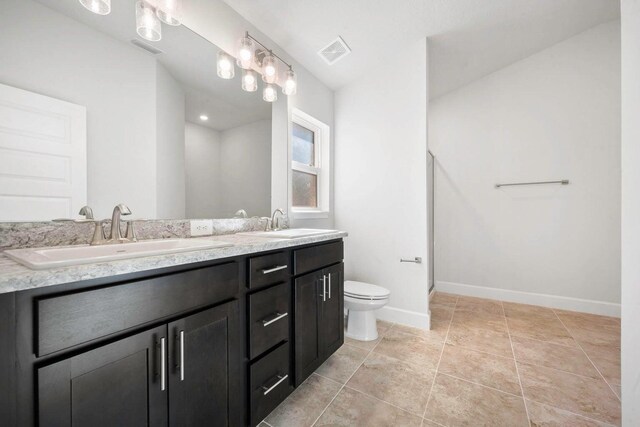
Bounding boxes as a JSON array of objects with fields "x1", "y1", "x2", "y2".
[
  {"x1": 38, "y1": 325, "x2": 168, "y2": 427},
  {"x1": 320, "y1": 263, "x2": 345, "y2": 356},
  {"x1": 167, "y1": 301, "x2": 241, "y2": 427},
  {"x1": 294, "y1": 271, "x2": 323, "y2": 385}
]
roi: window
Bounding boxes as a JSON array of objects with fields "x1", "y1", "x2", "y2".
[{"x1": 291, "y1": 109, "x2": 330, "y2": 218}]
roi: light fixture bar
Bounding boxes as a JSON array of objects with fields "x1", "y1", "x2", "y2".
[{"x1": 245, "y1": 31, "x2": 293, "y2": 71}]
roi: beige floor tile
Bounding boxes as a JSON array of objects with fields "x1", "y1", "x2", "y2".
[
  {"x1": 511, "y1": 335, "x2": 600, "y2": 378},
  {"x1": 554, "y1": 310, "x2": 620, "y2": 330},
  {"x1": 347, "y1": 352, "x2": 435, "y2": 416},
  {"x1": 315, "y1": 387, "x2": 423, "y2": 426},
  {"x1": 438, "y1": 343, "x2": 521, "y2": 395},
  {"x1": 568, "y1": 326, "x2": 621, "y2": 350},
  {"x1": 507, "y1": 316, "x2": 576, "y2": 347},
  {"x1": 392, "y1": 311, "x2": 451, "y2": 342},
  {"x1": 421, "y1": 420, "x2": 444, "y2": 427},
  {"x1": 503, "y1": 302, "x2": 557, "y2": 321},
  {"x1": 377, "y1": 320, "x2": 395, "y2": 335},
  {"x1": 315, "y1": 343, "x2": 370, "y2": 384},
  {"x1": 265, "y1": 374, "x2": 341, "y2": 427},
  {"x1": 345, "y1": 335, "x2": 382, "y2": 351},
  {"x1": 430, "y1": 292, "x2": 458, "y2": 306},
  {"x1": 373, "y1": 329, "x2": 444, "y2": 370},
  {"x1": 424, "y1": 374, "x2": 528, "y2": 427},
  {"x1": 518, "y1": 363, "x2": 621, "y2": 426},
  {"x1": 450, "y1": 310, "x2": 508, "y2": 333},
  {"x1": 581, "y1": 344, "x2": 620, "y2": 386},
  {"x1": 454, "y1": 296, "x2": 504, "y2": 316},
  {"x1": 612, "y1": 384, "x2": 621, "y2": 399},
  {"x1": 526, "y1": 400, "x2": 615, "y2": 427},
  {"x1": 446, "y1": 322, "x2": 513, "y2": 357}
]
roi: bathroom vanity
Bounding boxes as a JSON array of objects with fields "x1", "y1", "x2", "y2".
[{"x1": 0, "y1": 235, "x2": 345, "y2": 426}]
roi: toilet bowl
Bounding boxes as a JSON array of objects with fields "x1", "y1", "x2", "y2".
[{"x1": 344, "y1": 280, "x2": 390, "y2": 341}]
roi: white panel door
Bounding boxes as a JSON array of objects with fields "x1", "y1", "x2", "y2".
[{"x1": 0, "y1": 83, "x2": 86, "y2": 221}]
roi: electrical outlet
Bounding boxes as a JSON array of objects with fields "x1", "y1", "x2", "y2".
[{"x1": 190, "y1": 219, "x2": 213, "y2": 236}]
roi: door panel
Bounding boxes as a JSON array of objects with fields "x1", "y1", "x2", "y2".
[
  {"x1": 321, "y1": 263, "x2": 344, "y2": 355},
  {"x1": 168, "y1": 301, "x2": 241, "y2": 427},
  {"x1": 38, "y1": 325, "x2": 167, "y2": 427},
  {"x1": 294, "y1": 271, "x2": 322, "y2": 385}
]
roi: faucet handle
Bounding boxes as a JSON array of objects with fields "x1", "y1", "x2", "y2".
[
  {"x1": 78, "y1": 206, "x2": 94, "y2": 220},
  {"x1": 89, "y1": 220, "x2": 107, "y2": 246},
  {"x1": 125, "y1": 220, "x2": 138, "y2": 242}
]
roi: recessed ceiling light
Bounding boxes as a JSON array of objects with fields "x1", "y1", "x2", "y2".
[{"x1": 200, "y1": 115, "x2": 209, "y2": 121}]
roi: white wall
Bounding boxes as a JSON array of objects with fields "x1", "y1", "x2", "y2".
[
  {"x1": 156, "y1": 64, "x2": 186, "y2": 219},
  {"x1": 429, "y1": 21, "x2": 621, "y2": 314},
  {"x1": 185, "y1": 122, "x2": 223, "y2": 218},
  {"x1": 334, "y1": 39, "x2": 430, "y2": 328},
  {"x1": 0, "y1": 0, "x2": 158, "y2": 219},
  {"x1": 183, "y1": 0, "x2": 335, "y2": 227},
  {"x1": 621, "y1": 0, "x2": 640, "y2": 422},
  {"x1": 219, "y1": 120, "x2": 272, "y2": 217}
]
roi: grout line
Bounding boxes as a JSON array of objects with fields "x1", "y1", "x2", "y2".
[
  {"x1": 436, "y1": 371, "x2": 524, "y2": 399},
  {"x1": 524, "y1": 397, "x2": 619, "y2": 427},
  {"x1": 342, "y1": 384, "x2": 437, "y2": 421},
  {"x1": 421, "y1": 294, "x2": 458, "y2": 421},
  {"x1": 309, "y1": 321, "x2": 394, "y2": 426},
  {"x1": 501, "y1": 300, "x2": 531, "y2": 425},
  {"x1": 551, "y1": 309, "x2": 621, "y2": 403}
]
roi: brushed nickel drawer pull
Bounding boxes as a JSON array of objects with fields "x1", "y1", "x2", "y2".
[
  {"x1": 179, "y1": 330, "x2": 185, "y2": 381},
  {"x1": 160, "y1": 337, "x2": 166, "y2": 391},
  {"x1": 262, "y1": 374, "x2": 289, "y2": 395},
  {"x1": 262, "y1": 312, "x2": 289, "y2": 327},
  {"x1": 262, "y1": 265, "x2": 288, "y2": 274},
  {"x1": 328, "y1": 273, "x2": 332, "y2": 299}
]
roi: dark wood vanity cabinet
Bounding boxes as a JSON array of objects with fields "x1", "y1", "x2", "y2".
[
  {"x1": 1, "y1": 238, "x2": 344, "y2": 427},
  {"x1": 293, "y1": 243, "x2": 345, "y2": 386}
]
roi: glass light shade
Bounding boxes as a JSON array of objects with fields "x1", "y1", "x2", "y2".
[
  {"x1": 217, "y1": 51, "x2": 235, "y2": 79},
  {"x1": 79, "y1": 0, "x2": 111, "y2": 15},
  {"x1": 236, "y1": 37, "x2": 255, "y2": 69},
  {"x1": 136, "y1": 1, "x2": 161, "y2": 42},
  {"x1": 282, "y1": 69, "x2": 297, "y2": 95},
  {"x1": 263, "y1": 84, "x2": 278, "y2": 103},
  {"x1": 261, "y1": 54, "x2": 278, "y2": 84},
  {"x1": 154, "y1": 0, "x2": 182, "y2": 26},
  {"x1": 242, "y1": 70, "x2": 258, "y2": 92}
]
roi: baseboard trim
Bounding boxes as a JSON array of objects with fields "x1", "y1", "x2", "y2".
[
  {"x1": 376, "y1": 306, "x2": 431, "y2": 329},
  {"x1": 436, "y1": 281, "x2": 621, "y2": 317}
]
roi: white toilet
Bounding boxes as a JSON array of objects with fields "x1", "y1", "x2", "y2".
[{"x1": 344, "y1": 280, "x2": 390, "y2": 341}]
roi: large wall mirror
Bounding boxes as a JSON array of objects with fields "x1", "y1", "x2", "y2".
[{"x1": 0, "y1": 0, "x2": 280, "y2": 222}]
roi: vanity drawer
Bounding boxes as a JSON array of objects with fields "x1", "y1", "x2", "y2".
[
  {"x1": 293, "y1": 241, "x2": 344, "y2": 276},
  {"x1": 36, "y1": 262, "x2": 239, "y2": 357},
  {"x1": 248, "y1": 282, "x2": 290, "y2": 359},
  {"x1": 250, "y1": 342, "x2": 292, "y2": 426},
  {"x1": 248, "y1": 251, "x2": 290, "y2": 290}
]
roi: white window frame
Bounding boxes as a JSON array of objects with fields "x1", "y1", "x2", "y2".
[{"x1": 291, "y1": 109, "x2": 330, "y2": 219}]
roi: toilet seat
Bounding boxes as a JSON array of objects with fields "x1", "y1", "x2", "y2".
[{"x1": 344, "y1": 280, "x2": 390, "y2": 300}]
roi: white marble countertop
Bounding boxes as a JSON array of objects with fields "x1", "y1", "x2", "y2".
[{"x1": 0, "y1": 231, "x2": 347, "y2": 294}]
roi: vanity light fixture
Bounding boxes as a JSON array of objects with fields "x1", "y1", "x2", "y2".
[
  {"x1": 236, "y1": 35, "x2": 255, "y2": 70},
  {"x1": 282, "y1": 68, "x2": 297, "y2": 95},
  {"x1": 261, "y1": 52, "x2": 278, "y2": 84},
  {"x1": 79, "y1": 0, "x2": 111, "y2": 15},
  {"x1": 241, "y1": 70, "x2": 258, "y2": 92},
  {"x1": 216, "y1": 51, "x2": 235, "y2": 79},
  {"x1": 136, "y1": 1, "x2": 162, "y2": 42},
  {"x1": 199, "y1": 114, "x2": 209, "y2": 121},
  {"x1": 153, "y1": 0, "x2": 182, "y2": 26},
  {"x1": 263, "y1": 84, "x2": 278, "y2": 103}
]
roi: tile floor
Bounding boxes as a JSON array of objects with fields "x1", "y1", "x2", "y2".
[{"x1": 261, "y1": 293, "x2": 621, "y2": 427}]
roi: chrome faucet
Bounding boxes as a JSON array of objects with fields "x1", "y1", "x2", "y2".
[
  {"x1": 234, "y1": 209, "x2": 248, "y2": 218},
  {"x1": 270, "y1": 208, "x2": 285, "y2": 231},
  {"x1": 109, "y1": 204, "x2": 131, "y2": 243}
]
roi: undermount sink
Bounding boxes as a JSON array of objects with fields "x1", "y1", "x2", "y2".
[
  {"x1": 5, "y1": 238, "x2": 233, "y2": 270},
  {"x1": 237, "y1": 228, "x2": 340, "y2": 239}
]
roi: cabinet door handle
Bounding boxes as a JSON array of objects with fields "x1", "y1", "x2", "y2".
[
  {"x1": 262, "y1": 312, "x2": 289, "y2": 327},
  {"x1": 262, "y1": 374, "x2": 289, "y2": 395},
  {"x1": 160, "y1": 337, "x2": 166, "y2": 391},
  {"x1": 262, "y1": 265, "x2": 288, "y2": 274},
  {"x1": 328, "y1": 273, "x2": 332, "y2": 299},
  {"x1": 179, "y1": 330, "x2": 185, "y2": 382},
  {"x1": 321, "y1": 275, "x2": 327, "y2": 302}
]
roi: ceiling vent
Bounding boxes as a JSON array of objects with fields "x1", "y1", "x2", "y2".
[
  {"x1": 318, "y1": 36, "x2": 351, "y2": 65},
  {"x1": 130, "y1": 39, "x2": 163, "y2": 55}
]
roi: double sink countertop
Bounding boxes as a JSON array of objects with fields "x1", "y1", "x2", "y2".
[{"x1": 0, "y1": 231, "x2": 348, "y2": 294}]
